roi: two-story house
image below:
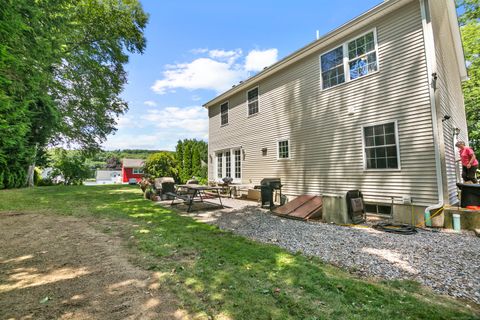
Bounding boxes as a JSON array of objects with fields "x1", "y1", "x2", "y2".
[{"x1": 204, "y1": 0, "x2": 468, "y2": 223}]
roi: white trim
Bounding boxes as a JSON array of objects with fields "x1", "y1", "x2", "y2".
[
  {"x1": 276, "y1": 138, "x2": 291, "y2": 160},
  {"x1": 320, "y1": 28, "x2": 380, "y2": 90},
  {"x1": 246, "y1": 86, "x2": 259, "y2": 117},
  {"x1": 361, "y1": 120, "x2": 401, "y2": 171},
  {"x1": 445, "y1": 0, "x2": 467, "y2": 81},
  {"x1": 220, "y1": 100, "x2": 229, "y2": 126}
]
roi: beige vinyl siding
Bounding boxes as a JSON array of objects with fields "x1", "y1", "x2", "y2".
[
  {"x1": 208, "y1": 1, "x2": 438, "y2": 205},
  {"x1": 429, "y1": 0, "x2": 468, "y2": 205}
]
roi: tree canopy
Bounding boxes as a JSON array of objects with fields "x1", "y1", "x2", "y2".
[
  {"x1": 457, "y1": 0, "x2": 480, "y2": 151},
  {"x1": 49, "y1": 148, "x2": 91, "y2": 185},
  {"x1": 0, "y1": 0, "x2": 148, "y2": 188},
  {"x1": 143, "y1": 152, "x2": 179, "y2": 181}
]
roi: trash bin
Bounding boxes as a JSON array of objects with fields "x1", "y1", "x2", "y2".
[
  {"x1": 457, "y1": 183, "x2": 480, "y2": 207},
  {"x1": 260, "y1": 185, "x2": 274, "y2": 208}
]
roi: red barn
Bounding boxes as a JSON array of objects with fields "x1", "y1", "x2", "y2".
[{"x1": 122, "y1": 158, "x2": 145, "y2": 183}]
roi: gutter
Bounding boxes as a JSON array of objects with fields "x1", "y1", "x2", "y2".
[{"x1": 420, "y1": 0, "x2": 444, "y2": 224}]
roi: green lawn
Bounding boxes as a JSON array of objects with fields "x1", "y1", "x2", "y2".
[{"x1": 0, "y1": 185, "x2": 478, "y2": 320}]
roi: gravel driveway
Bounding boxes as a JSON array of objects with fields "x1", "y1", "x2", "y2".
[{"x1": 167, "y1": 198, "x2": 480, "y2": 305}]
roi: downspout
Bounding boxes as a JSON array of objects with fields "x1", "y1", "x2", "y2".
[{"x1": 420, "y1": 0, "x2": 444, "y2": 224}]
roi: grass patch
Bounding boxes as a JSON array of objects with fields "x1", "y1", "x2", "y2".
[{"x1": 0, "y1": 185, "x2": 478, "y2": 319}]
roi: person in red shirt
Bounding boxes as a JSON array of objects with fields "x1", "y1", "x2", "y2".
[{"x1": 456, "y1": 141, "x2": 478, "y2": 183}]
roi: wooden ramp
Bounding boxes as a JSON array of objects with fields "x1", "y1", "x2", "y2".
[{"x1": 272, "y1": 195, "x2": 322, "y2": 221}]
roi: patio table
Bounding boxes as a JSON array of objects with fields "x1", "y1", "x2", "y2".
[{"x1": 169, "y1": 184, "x2": 224, "y2": 212}]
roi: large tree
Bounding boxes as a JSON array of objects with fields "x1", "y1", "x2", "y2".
[
  {"x1": 457, "y1": 0, "x2": 480, "y2": 151},
  {"x1": 0, "y1": 0, "x2": 148, "y2": 188}
]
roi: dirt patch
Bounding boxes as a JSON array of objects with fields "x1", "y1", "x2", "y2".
[{"x1": 0, "y1": 212, "x2": 193, "y2": 320}]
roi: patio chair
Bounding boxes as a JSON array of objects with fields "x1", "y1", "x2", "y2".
[{"x1": 153, "y1": 177, "x2": 176, "y2": 200}]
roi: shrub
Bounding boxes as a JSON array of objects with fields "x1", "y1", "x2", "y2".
[
  {"x1": 143, "y1": 152, "x2": 178, "y2": 180},
  {"x1": 49, "y1": 148, "x2": 90, "y2": 185}
]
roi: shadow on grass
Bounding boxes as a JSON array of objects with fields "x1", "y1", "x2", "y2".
[{"x1": 0, "y1": 185, "x2": 478, "y2": 320}]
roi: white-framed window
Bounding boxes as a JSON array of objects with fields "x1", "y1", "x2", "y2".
[
  {"x1": 132, "y1": 168, "x2": 144, "y2": 174},
  {"x1": 362, "y1": 121, "x2": 400, "y2": 170},
  {"x1": 277, "y1": 139, "x2": 290, "y2": 159},
  {"x1": 234, "y1": 149, "x2": 241, "y2": 179},
  {"x1": 216, "y1": 148, "x2": 242, "y2": 181},
  {"x1": 320, "y1": 29, "x2": 379, "y2": 90},
  {"x1": 348, "y1": 31, "x2": 377, "y2": 80},
  {"x1": 220, "y1": 101, "x2": 228, "y2": 126},
  {"x1": 217, "y1": 152, "x2": 223, "y2": 178},
  {"x1": 247, "y1": 87, "x2": 259, "y2": 116},
  {"x1": 321, "y1": 46, "x2": 345, "y2": 89},
  {"x1": 225, "y1": 151, "x2": 231, "y2": 177}
]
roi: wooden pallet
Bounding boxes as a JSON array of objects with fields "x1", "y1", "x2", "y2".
[{"x1": 272, "y1": 195, "x2": 322, "y2": 221}]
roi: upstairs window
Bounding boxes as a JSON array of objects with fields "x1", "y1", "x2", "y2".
[
  {"x1": 132, "y1": 168, "x2": 144, "y2": 174},
  {"x1": 363, "y1": 122, "x2": 399, "y2": 170},
  {"x1": 247, "y1": 87, "x2": 259, "y2": 116},
  {"x1": 348, "y1": 32, "x2": 377, "y2": 80},
  {"x1": 277, "y1": 139, "x2": 290, "y2": 159},
  {"x1": 321, "y1": 46, "x2": 345, "y2": 89},
  {"x1": 220, "y1": 102, "x2": 229, "y2": 126},
  {"x1": 320, "y1": 29, "x2": 378, "y2": 89}
]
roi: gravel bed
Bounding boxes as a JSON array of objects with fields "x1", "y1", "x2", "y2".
[{"x1": 182, "y1": 199, "x2": 480, "y2": 304}]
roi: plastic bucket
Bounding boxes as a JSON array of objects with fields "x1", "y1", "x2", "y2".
[
  {"x1": 424, "y1": 211, "x2": 432, "y2": 227},
  {"x1": 452, "y1": 213, "x2": 461, "y2": 231}
]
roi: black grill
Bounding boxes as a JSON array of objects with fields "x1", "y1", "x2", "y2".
[{"x1": 255, "y1": 178, "x2": 283, "y2": 209}]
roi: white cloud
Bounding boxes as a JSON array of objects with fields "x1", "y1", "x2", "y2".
[
  {"x1": 151, "y1": 48, "x2": 279, "y2": 94},
  {"x1": 191, "y1": 48, "x2": 209, "y2": 54},
  {"x1": 208, "y1": 49, "x2": 242, "y2": 64},
  {"x1": 143, "y1": 100, "x2": 157, "y2": 107},
  {"x1": 244, "y1": 48, "x2": 278, "y2": 72},
  {"x1": 103, "y1": 128, "x2": 208, "y2": 151},
  {"x1": 151, "y1": 58, "x2": 247, "y2": 94},
  {"x1": 141, "y1": 106, "x2": 208, "y2": 136},
  {"x1": 103, "y1": 134, "x2": 166, "y2": 150},
  {"x1": 116, "y1": 115, "x2": 135, "y2": 129}
]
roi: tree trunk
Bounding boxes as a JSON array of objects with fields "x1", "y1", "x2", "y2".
[{"x1": 26, "y1": 143, "x2": 39, "y2": 187}]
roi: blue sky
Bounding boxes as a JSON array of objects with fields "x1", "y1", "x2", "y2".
[{"x1": 103, "y1": 0, "x2": 382, "y2": 151}]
